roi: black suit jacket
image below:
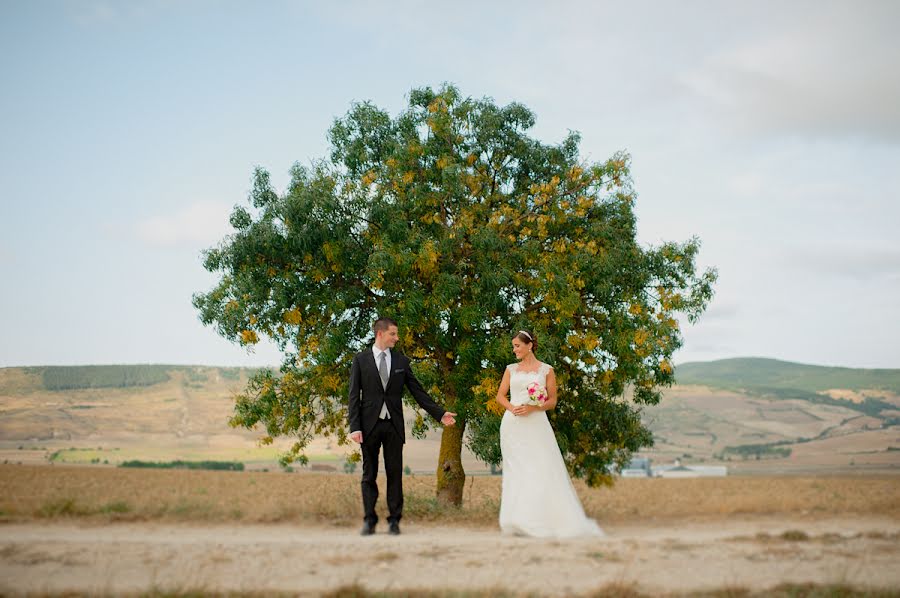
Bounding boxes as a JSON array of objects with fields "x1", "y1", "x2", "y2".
[{"x1": 347, "y1": 348, "x2": 446, "y2": 443}]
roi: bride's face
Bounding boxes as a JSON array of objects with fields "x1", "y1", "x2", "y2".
[{"x1": 511, "y1": 339, "x2": 531, "y2": 360}]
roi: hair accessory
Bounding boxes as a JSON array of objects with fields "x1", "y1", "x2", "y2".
[{"x1": 518, "y1": 330, "x2": 532, "y2": 341}]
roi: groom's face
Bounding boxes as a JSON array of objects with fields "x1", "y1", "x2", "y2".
[{"x1": 377, "y1": 325, "x2": 399, "y2": 349}]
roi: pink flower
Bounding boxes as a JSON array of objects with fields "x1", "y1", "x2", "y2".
[{"x1": 526, "y1": 382, "x2": 548, "y2": 404}]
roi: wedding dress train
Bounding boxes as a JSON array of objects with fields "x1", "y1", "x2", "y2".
[{"x1": 499, "y1": 362, "x2": 604, "y2": 538}]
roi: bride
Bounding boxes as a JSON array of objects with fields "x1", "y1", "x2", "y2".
[{"x1": 495, "y1": 329, "x2": 604, "y2": 538}]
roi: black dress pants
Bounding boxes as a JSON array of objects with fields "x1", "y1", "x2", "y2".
[{"x1": 361, "y1": 418, "x2": 403, "y2": 525}]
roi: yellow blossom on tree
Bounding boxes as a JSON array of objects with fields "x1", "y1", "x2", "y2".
[{"x1": 361, "y1": 170, "x2": 377, "y2": 186}]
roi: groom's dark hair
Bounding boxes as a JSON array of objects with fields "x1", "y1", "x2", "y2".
[{"x1": 373, "y1": 317, "x2": 398, "y2": 335}]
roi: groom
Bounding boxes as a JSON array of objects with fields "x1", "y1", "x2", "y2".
[{"x1": 348, "y1": 317, "x2": 456, "y2": 536}]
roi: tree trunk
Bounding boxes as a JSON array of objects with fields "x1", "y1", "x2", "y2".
[{"x1": 435, "y1": 417, "x2": 466, "y2": 507}]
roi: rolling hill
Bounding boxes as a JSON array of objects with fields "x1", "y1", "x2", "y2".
[
  {"x1": 645, "y1": 358, "x2": 900, "y2": 472},
  {"x1": 0, "y1": 364, "x2": 481, "y2": 473},
  {"x1": 1, "y1": 359, "x2": 898, "y2": 474},
  {"x1": 674, "y1": 357, "x2": 900, "y2": 395}
]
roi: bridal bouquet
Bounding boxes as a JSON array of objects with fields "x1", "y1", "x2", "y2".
[{"x1": 526, "y1": 381, "x2": 549, "y2": 406}]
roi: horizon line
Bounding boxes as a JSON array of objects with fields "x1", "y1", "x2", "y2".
[{"x1": 2, "y1": 355, "x2": 897, "y2": 371}]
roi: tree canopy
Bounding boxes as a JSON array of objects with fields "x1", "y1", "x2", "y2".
[{"x1": 192, "y1": 84, "x2": 717, "y2": 504}]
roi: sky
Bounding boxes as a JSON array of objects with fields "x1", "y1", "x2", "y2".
[{"x1": 2, "y1": 0, "x2": 899, "y2": 369}]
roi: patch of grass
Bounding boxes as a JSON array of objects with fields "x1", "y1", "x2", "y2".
[
  {"x1": 863, "y1": 530, "x2": 900, "y2": 541},
  {"x1": 780, "y1": 529, "x2": 811, "y2": 542},
  {"x1": 819, "y1": 533, "x2": 846, "y2": 544},
  {"x1": 733, "y1": 531, "x2": 861, "y2": 546},
  {"x1": 36, "y1": 497, "x2": 91, "y2": 517},
  {"x1": 34, "y1": 497, "x2": 133, "y2": 519},
  {"x1": 140, "y1": 587, "x2": 279, "y2": 598},
  {"x1": 372, "y1": 551, "x2": 399, "y2": 562},
  {"x1": 321, "y1": 587, "x2": 532, "y2": 598},
  {"x1": 157, "y1": 499, "x2": 217, "y2": 520},
  {"x1": 403, "y1": 492, "x2": 445, "y2": 519},
  {"x1": 99, "y1": 500, "x2": 131, "y2": 514},
  {"x1": 690, "y1": 588, "x2": 752, "y2": 598},
  {"x1": 761, "y1": 583, "x2": 900, "y2": 597}
]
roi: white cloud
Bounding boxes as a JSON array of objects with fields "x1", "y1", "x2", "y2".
[
  {"x1": 784, "y1": 243, "x2": 900, "y2": 282},
  {"x1": 677, "y1": 318, "x2": 744, "y2": 364},
  {"x1": 727, "y1": 173, "x2": 766, "y2": 198},
  {"x1": 700, "y1": 299, "x2": 741, "y2": 323},
  {"x1": 680, "y1": 2, "x2": 900, "y2": 141},
  {"x1": 136, "y1": 200, "x2": 233, "y2": 248}
]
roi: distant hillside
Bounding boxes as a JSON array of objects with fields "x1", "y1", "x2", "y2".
[
  {"x1": 633, "y1": 358, "x2": 898, "y2": 473},
  {"x1": 1, "y1": 359, "x2": 897, "y2": 474},
  {"x1": 0, "y1": 364, "x2": 485, "y2": 473},
  {"x1": 0, "y1": 365, "x2": 268, "y2": 441},
  {"x1": 10, "y1": 365, "x2": 264, "y2": 393},
  {"x1": 675, "y1": 357, "x2": 900, "y2": 394}
]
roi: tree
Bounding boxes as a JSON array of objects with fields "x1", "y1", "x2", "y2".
[{"x1": 192, "y1": 84, "x2": 717, "y2": 507}]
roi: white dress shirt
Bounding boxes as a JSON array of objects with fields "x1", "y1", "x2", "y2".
[{"x1": 371, "y1": 344, "x2": 392, "y2": 420}]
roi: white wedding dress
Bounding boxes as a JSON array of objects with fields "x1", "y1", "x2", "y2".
[{"x1": 499, "y1": 361, "x2": 604, "y2": 538}]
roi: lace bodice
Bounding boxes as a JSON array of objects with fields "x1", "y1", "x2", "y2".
[{"x1": 506, "y1": 362, "x2": 552, "y2": 406}]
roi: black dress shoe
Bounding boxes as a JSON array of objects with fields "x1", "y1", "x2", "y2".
[
  {"x1": 388, "y1": 522, "x2": 400, "y2": 535},
  {"x1": 360, "y1": 523, "x2": 376, "y2": 536}
]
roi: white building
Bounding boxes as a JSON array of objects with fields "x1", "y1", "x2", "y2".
[{"x1": 653, "y1": 459, "x2": 728, "y2": 477}]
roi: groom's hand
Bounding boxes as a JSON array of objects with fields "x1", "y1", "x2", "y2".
[
  {"x1": 441, "y1": 412, "x2": 457, "y2": 426},
  {"x1": 350, "y1": 431, "x2": 363, "y2": 444}
]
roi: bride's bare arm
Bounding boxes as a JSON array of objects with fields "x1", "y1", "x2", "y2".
[
  {"x1": 541, "y1": 367, "x2": 558, "y2": 411},
  {"x1": 495, "y1": 368, "x2": 513, "y2": 412}
]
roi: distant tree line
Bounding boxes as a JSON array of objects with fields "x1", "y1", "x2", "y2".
[
  {"x1": 119, "y1": 460, "x2": 244, "y2": 471},
  {"x1": 745, "y1": 386, "x2": 895, "y2": 420},
  {"x1": 219, "y1": 368, "x2": 243, "y2": 381},
  {"x1": 718, "y1": 442, "x2": 792, "y2": 460},
  {"x1": 32, "y1": 365, "x2": 260, "y2": 391},
  {"x1": 39, "y1": 365, "x2": 172, "y2": 390}
]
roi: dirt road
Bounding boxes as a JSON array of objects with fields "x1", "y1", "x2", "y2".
[{"x1": 1, "y1": 517, "x2": 898, "y2": 596}]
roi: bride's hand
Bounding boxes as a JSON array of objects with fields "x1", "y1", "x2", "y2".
[{"x1": 512, "y1": 404, "x2": 538, "y2": 416}]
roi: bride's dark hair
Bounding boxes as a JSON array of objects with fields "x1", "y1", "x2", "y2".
[{"x1": 513, "y1": 329, "x2": 537, "y2": 351}]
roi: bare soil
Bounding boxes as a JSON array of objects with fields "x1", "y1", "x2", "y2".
[{"x1": 1, "y1": 517, "x2": 898, "y2": 596}]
